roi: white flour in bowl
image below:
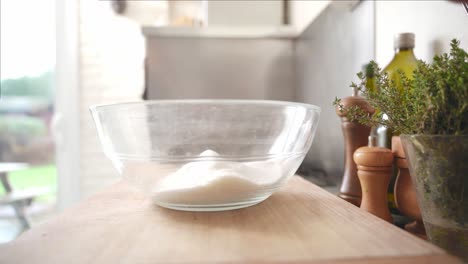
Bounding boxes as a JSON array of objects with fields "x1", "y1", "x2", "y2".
[{"x1": 151, "y1": 150, "x2": 283, "y2": 205}]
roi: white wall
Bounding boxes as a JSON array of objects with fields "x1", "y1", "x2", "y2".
[
  {"x1": 376, "y1": 0, "x2": 468, "y2": 65},
  {"x1": 294, "y1": 1, "x2": 375, "y2": 180},
  {"x1": 208, "y1": 0, "x2": 283, "y2": 26},
  {"x1": 125, "y1": 1, "x2": 168, "y2": 26},
  {"x1": 289, "y1": 0, "x2": 330, "y2": 33},
  {"x1": 123, "y1": 1, "x2": 281, "y2": 27},
  {"x1": 169, "y1": 0, "x2": 206, "y2": 25},
  {"x1": 79, "y1": 0, "x2": 145, "y2": 197}
]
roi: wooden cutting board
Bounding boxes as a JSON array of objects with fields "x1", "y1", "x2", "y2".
[{"x1": 0, "y1": 176, "x2": 461, "y2": 263}]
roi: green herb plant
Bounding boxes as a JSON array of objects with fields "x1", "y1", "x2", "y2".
[{"x1": 333, "y1": 39, "x2": 467, "y2": 136}]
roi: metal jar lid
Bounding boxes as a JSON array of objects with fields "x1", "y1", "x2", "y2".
[{"x1": 394, "y1": 33, "x2": 415, "y2": 50}]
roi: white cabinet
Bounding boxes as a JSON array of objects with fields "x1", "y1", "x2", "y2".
[
  {"x1": 207, "y1": 0, "x2": 283, "y2": 26},
  {"x1": 143, "y1": 29, "x2": 295, "y2": 101}
]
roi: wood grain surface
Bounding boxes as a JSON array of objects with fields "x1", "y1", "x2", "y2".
[{"x1": 0, "y1": 176, "x2": 461, "y2": 264}]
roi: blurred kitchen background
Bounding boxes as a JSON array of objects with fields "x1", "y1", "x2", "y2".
[{"x1": 0, "y1": 0, "x2": 467, "y2": 241}]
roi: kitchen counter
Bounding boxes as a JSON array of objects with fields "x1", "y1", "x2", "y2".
[{"x1": 0, "y1": 176, "x2": 461, "y2": 263}]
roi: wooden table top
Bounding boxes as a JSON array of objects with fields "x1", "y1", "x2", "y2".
[
  {"x1": 0, "y1": 176, "x2": 461, "y2": 264},
  {"x1": 0, "y1": 162, "x2": 29, "y2": 173}
]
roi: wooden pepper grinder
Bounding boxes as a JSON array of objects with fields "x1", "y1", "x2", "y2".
[
  {"x1": 335, "y1": 87, "x2": 373, "y2": 206},
  {"x1": 392, "y1": 136, "x2": 426, "y2": 238},
  {"x1": 354, "y1": 136, "x2": 393, "y2": 223}
]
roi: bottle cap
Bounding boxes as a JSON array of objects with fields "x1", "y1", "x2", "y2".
[{"x1": 394, "y1": 33, "x2": 415, "y2": 50}]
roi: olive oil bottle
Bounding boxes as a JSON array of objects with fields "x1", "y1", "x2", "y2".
[
  {"x1": 382, "y1": 33, "x2": 418, "y2": 212},
  {"x1": 364, "y1": 63, "x2": 376, "y2": 93},
  {"x1": 379, "y1": 33, "x2": 418, "y2": 148},
  {"x1": 384, "y1": 33, "x2": 418, "y2": 90}
]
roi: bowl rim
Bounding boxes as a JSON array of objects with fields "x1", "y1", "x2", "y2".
[
  {"x1": 113, "y1": 152, "x2": 307, "y2": 162},
  {"x1": 90, "y1": 99, "x2": 320, "y2": 161},
  {"x1": 89, "y1": 99, "x2": 321, "y2": 113}
]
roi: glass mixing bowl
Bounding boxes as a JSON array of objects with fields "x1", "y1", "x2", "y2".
[{"x1": 90, "y1": 100, "x2": 320, "y2": 211}]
